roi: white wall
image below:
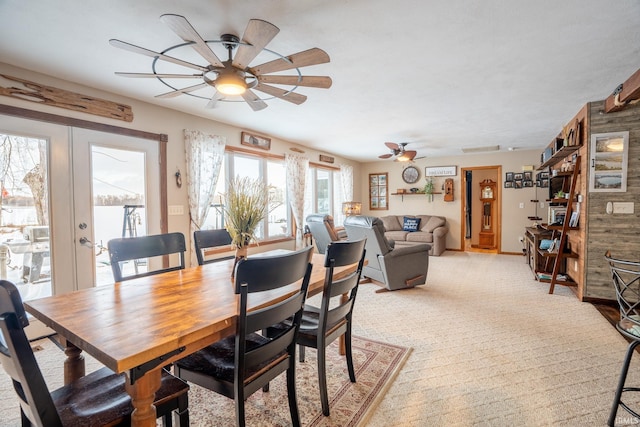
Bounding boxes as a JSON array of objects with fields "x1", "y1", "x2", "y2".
[{"x1": 360, "y1": 149, "x2": 545, "y2": 254}]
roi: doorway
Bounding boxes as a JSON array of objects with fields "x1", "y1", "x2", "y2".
[
  {"x1": 461, "y1": 166, "x2": 501, "y2": 253},
  {"x1": 0, "y1": 115, "x2": 161, "y2": 337}
]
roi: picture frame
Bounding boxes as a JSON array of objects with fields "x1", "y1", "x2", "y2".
[
  {"x1": 569, "y1": 211, "x2": 579, "y2": 228},
  {"x1": 523, "y1": 171, "x2": 533, "y2": 181},
  {"x1": 504, "y1": 181, "x2": 513, "y2": 188},
  {"x1": 514, "y1": 173, "x2": 523, "y2": 181},
  {"x1": 523, "y1": 180, "x2": 533, "y2": 187},
  {"x1": 241, "y1": 131, "x2": 271, "y2": 150},
  {"x1": 505, "y1": 172, "x2": 514, "y2": 182},
  {"x1": 540, "y1": 178, "x2": 549, "y2": 188},
  {"x1": 514, "y1": 180, "x2": 523, "y2": 188},
  {"x1": 589, "y1": 131, "x2": 629, "y2": 192},
  {"x1": 425, "y1": 165, "x2": 457, "y2": 177}
]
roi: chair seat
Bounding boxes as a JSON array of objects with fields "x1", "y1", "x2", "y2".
[
  {"x1": 297, "y1": 309, "x2": 346, "y2": 341},
  {"x1": 176, "y1": 333, "x2": 286, "y2": 384},
  {"x1": 52, "y1": 367, "x2": 188, "y2": 426}
]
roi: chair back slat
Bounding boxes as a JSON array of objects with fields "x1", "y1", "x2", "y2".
[
  {"x1": 316, "y1": 239, "x2": 366, "y2": 335},
  {"x1": 193, "y1": 229, "x2": 233, "y2": 265},
  {"x1": 0, "y1": 280, "x2": 63, "y2": 427},
  {"x1": 108, "y1": 232, "x2": 186, "y2": 282}
]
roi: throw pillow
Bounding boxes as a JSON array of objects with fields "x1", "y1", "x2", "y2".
[{"x1": 402, "y1": 216, "x2": 421, "y2": 232}]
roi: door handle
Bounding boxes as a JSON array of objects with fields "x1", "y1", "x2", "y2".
[{"x1": 79, "y1": 237, "x2": 93, "y2": 247}]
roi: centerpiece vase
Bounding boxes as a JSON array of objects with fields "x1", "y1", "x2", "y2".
[{"x1": 231, "y1": 244, "x2": 248, "y2": 279}]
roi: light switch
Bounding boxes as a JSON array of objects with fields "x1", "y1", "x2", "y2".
[
  {"x1": 519, "y1": 202, "x2": 524, "y2": 209},
  {"x1": 168, "y1": 205, "x2": 184, "y2": 215},
  {"x1": 613, "y1": 202, "x2": 634, "y2": 214}
]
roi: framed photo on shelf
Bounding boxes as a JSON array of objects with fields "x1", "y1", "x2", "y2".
[
  {"x1": 589, "y1": 131, "x2": 629, "y2": 192},
  {"x1": 241, "y1": 131, "x2": 271, "y2": 150},
  {"x1": 569, "y1": 211, "x2": 579, "y2": 228}
]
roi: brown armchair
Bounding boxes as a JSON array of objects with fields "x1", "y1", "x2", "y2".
[
  {"x1": 305, "y1": 214, "x2": 347, "y2": 254},
  {"x1": 344, "y1": 215, "x2": 430, "y2": 291}
]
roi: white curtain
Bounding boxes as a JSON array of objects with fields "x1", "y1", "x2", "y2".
[
  {"x1": 184, "y1": 129, "x2": 226, "y2": 266},
  {"x1": 335, "y1": 164, "x2": 353, "y2": 225},
  {"x1": 285, "y1": 153, "x2": 309, "y2": 247}
]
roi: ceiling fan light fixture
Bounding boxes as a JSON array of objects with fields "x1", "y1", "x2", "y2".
[{"x1": 215, "y1": 69, "x2": 247, "y2": 95}]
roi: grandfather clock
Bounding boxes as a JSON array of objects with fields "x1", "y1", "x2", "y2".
[{"x1": 478, "y1": 179, "x2": 496, "y2": 249}]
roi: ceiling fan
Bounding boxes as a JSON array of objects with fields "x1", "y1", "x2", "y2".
[
  {"x1": 109, "y1": 14, "x2": 332, "y2": 111},
  {"x1": 378, "y1": 142, "x2": 418, "y2": 162}
]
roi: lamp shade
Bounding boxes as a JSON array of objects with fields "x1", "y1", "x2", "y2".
[{"x1": 342, "y1": 201, "x2": 362, "y2": 216}]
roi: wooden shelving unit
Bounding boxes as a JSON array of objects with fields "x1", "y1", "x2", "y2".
[{"x1": 534, "y1": 161, "x2": 581, "y2": 294}]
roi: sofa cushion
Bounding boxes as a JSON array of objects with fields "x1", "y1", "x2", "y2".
[
  {"x1": 406, "y1": 232, "x2": 434, "y2": 243},
  {"x1": 380, "y1": 215, "x2": 402, "y2": 232},
  {"x1": 386, "y1": 230, "x2": 409, "y2": 242},
  {"x1": 402, "y1": 216, "x2": 421, "y2": 232},
  {"x1": 420, "y1": 216, "x2": 446, "y2": 233}
]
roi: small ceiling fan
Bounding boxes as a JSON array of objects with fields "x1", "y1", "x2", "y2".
[
  {"x1": 378, "y1": 142, "x2": 418, "y2": 162},
  {"x1": 109, "y1": 14, "x2": 332, "y2": 111}
]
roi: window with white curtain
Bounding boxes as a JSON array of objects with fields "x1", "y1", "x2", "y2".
[
  {"x1": 201, "y1": 151, "x2": 290, "y2": 241},
  {"x1": 304, "y1": 166, "x2": 342, "y2": 223}
]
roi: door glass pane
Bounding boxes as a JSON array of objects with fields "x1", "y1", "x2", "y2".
[
  {"x1": 0, "y1": 134, "x2": 52, "y2": 301},
  {"x1": 91, "y1": 146, "x2": 147, "y2": 285},
  {"x1": 267, "y1": 160, "x2": 287, "y2": 238},
  {"x1": 201, "y1": 161, "x2": 226, "y2": 230},
  {"x1": 233, "y1": 155, "x2": 263, "y2": 238}
]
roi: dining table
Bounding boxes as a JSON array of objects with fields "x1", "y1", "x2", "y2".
[{"x1": 24, "y1": 250, "x2": 359, "y2": 427}]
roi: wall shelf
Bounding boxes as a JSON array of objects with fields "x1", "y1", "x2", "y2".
[{"x1": 391, "y1": 192, "x2": 441, "y2": 201}]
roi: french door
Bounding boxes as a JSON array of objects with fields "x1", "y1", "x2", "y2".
[{"x1": 0, "y1": 115, "x2": 161, "y2": 337}]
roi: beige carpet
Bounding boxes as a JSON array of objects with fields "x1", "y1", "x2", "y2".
[
  {"x1": 3, "y1": 251, "x2": 640, "y2": 426},
  {"x1": 0, "y1": 335, "x2": 409, "y2": 426}
]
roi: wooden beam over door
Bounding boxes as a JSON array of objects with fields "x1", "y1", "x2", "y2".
[{"x1": 605, "y1": 68, "x2": 640, "y2": 113}]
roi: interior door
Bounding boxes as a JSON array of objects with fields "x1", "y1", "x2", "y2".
[{"x1": 71, "y1": 128, "x2": 160, "y2": 289}]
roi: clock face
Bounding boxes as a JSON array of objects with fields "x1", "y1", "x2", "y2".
[{"x1": 402, "y1": 166, "x2": 420, "y2": 184}]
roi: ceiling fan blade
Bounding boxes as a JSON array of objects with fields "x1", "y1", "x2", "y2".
[
  {"x1": 155, "y1": 82, "x2": 209, "y2": 98},
  {"x1": 385, "y1": 142, "x2": 400, "y2": 150},
  {"x1": 256, "y1": 75, "x2": 332, "y2": 88},
  {"x1": 205, "y1": 90, "x2": 219, "y2": 109},
  {"x1": 160, "y1": 14, "x2": 224, "y2": 67},
  {"x1": 241, "y1": 89, "x2": 268, "y2": 111},
  {"x1": 250, "y1": 48, "x2": 330, "y2": 75},
  {"x1": 254, "y1": 83, "x2": 307, "y2": 105},
  {"x1": 109, "y1": 39, "x2": 208, "y2": 72},
  {"x1": 232, "y1": 19, "x2": 280, "y2": 70},
  {"x1": 115, "y1": 72, "x2": 203, "y2": 79},
  {"x1": 378, "y1": 154, "x2": 393, "y2": 159}
]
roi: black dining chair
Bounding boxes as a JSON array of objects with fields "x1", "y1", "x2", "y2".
[
  {"x1": 295, "y1": 239, "x2": 366, "y2": 416},
  {"x1": 107, "y1": 232, "x2": 186, "y2": 282},
  {"x1": 193, "y1": 229, "x2": 233, "y2": 265},
  {"x1": 174, "y1": 246, "x2": 314, "y2": 427},
  {"x1": 0, "y1": 279, "x2": 189, "y2": 427},
  {"x1": 605, "y1": 251, "x2": 640, "y2": 426}
]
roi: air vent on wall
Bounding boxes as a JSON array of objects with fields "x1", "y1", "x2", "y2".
[{"x1": 461, "y1": 145, "x2": 500, "y2": 153}]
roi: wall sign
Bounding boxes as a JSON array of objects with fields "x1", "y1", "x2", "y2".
[{"x1": 425, "y1": 166, "x2": 457, "y2": 177}]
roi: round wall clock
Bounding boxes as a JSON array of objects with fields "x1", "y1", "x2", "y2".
[{"x1": 402, "y1": 166, "x2": 420, "y2": 184}]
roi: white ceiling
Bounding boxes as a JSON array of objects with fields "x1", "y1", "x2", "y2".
[{"x1": 0, "y1": 0, "x2": 639, "y2": 162}]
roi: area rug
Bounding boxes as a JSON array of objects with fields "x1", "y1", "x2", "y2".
[{"x1": 0, "y1": 335, "x2": 410, "y2": 427}]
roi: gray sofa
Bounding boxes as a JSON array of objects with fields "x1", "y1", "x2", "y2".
[
  {"x1": 343, "y1": 215, "x2": 430, "y2": 291},
  {"x1": 379, "y1": 215, "x2": 448, "y2": 256}
]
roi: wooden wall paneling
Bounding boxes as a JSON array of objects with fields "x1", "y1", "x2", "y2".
[{"x1": 584, "y1": 100, "x2": 640, "y2": 300}]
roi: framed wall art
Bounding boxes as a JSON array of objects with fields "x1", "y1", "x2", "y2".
[
  {"x1": 241, "y1": 131, "x2": 271, "y2": 150},
  {"x1": 425, "y1": 166, "x2": 457, "y2": 177},
  {"x1": 589, "y1": 131, "x2": 629, "y2": 192},
  {"x1": 369, "y1": 172, "x2": 388, "y2": 210}
]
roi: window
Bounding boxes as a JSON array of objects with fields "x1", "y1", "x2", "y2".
[
  {"x1": 202, "y1": 151, "x2": 289, "y2": 241},
  {"x1": 305, "y1": 166, "x2": 344, "y2": 225}
]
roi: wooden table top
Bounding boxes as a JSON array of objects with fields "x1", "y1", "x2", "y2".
[{"x1": 24, "y1": 251, "x2": 352, "y2": 375}]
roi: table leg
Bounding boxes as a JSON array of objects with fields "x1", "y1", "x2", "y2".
[
  {"x1": 63, "y1": 340, "x2": 85, "y2": 385},
  {"x1": 125, "y1": 368, "x2": 161, "y2": 427}
]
